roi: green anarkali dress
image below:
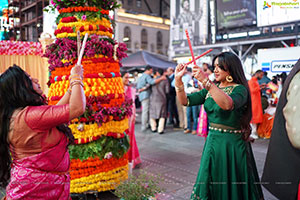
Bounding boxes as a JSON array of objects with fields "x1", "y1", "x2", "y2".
[{"x1": 187, "y1": 85, "x2": 263, "y2": 200}]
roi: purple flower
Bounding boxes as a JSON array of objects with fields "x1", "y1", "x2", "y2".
[{"x1": 81, "y1": 15, "x2": 87, "y2": 21}]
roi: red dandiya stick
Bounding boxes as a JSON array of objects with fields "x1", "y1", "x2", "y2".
[
  {"x1": 185, "y1": 49, "x2": 213, "y2": 66},
  {"x1": 185, "y1": 29, "x2": 196, "y2": 65}
]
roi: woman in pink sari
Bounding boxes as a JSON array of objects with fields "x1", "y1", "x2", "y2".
[
  {"x1": 122, "y1": 71, "x2": 141, "y2": 169},
  {"x1": 0, "y1": 64, "x2": 86, "y2": 200}
]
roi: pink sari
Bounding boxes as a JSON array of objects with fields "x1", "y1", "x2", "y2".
[
  {"x1": 6, "y1": 138, "x2": 70, "y2": 200},
  {"x1": 125, "y1": 86, "x2": 141, "y2": 168},
  {"x1": 6, "y1": 105, "x2": 71, "y2": 200}
]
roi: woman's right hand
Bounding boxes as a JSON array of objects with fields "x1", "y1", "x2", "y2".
[
  {"x1": 175, "y1": 64, "x2": 186, "y2": 80},
  {"x1": 71, "y1": 64, "x2": 84, "y2": 78}
]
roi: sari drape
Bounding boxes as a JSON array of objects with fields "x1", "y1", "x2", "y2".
[{"x1": 6, "y1": 137, "x2": 70, "y2": 200}]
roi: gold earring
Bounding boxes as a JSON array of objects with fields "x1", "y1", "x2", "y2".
[{"x1": 226, "y1": 75, "x2": 233, "y2": 83}]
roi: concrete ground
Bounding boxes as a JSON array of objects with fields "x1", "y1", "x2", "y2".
[{"x1": 0, "y1": 122, "x2": 278, "y2": 200}]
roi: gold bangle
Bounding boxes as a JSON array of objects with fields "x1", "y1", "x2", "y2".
[
  {"x1": 205, "y1": 80, "x2": 212, "y2": 90},
  {"x1": 67, "y1": 88, "x2": 72, "y2": 95},
  {"x1": 202, "y1": 78, "x2": 208, "y2": 86},
  {"x1": 70, "y1": 77, "x2": 82, "y2": 82},
  {"x1": 70, "y1": 81, "x2": 84, "y2": 89},
  {"x1": 175, "y1": 84, "x2": 184, "y2": 92},
  {"x1": 69, "y1": 74, "x2": 81, "y2": 79}
]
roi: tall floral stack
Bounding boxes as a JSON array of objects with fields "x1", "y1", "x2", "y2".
[{"x1": 44, "y1": 0, "x2": 131, "y2": 194}]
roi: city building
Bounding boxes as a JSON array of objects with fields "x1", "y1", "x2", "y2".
[
  {"x1": 8, "y1": 0, "x2": 49, "y2": 41},
  {"x1": 115, "y1": 0, "x2": 171, "y2": 56},
  {"x1": 169, "y1": 0, "x2": 300, "y2": 75}
]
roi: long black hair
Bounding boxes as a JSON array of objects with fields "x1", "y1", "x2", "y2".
[
  {"x1": 212, "y1": 52, "x2": 252, "y2": 140},
  {"x1": 0, "y1": 65, "x2": 72, "y2": 187}
]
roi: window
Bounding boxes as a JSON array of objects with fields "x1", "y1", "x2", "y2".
[
  {"x1": 136, "y1": 0, "x2": 142, "y2": 7},
  {"x1": 141, "y1": 29, "x2": 148, "y2": 50},
  {"x1": 156, "y1": 31, "x2": 163, "y2": 53},
  {"x1": 123, "y1": 26, "x2": 131, "y2": 49},
  {"x1": 128, "y1": 0, "x2": 133, "y2": 6}
]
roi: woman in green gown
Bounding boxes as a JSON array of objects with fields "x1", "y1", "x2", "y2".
[{"x1": 174, "y1": 52, "x2": 263, "y2": 200}]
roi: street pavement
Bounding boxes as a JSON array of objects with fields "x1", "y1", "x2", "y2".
[{"x1": 0, "y1": 119, "x2": 279, "y2": 200}]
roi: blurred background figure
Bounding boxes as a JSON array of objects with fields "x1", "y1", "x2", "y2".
[
  {"x1": 166, "y1": 67, "x2": 180, "y2": 128},
  {"x1": 149, "y1": 69, "x2": 170, "y2": 134},
  {"x1": 258, "y1": 71, "x2": 271, "y2": 98},
  {"x1": 136, "y1": 66, "x2": 166, "y2": 131},
  {"x1": 202, "y1": 63, "x2": 215, "y2": 82},
  {"x1": 185, "y1": 77, "x2": 200, "y2": 134},
  {"x1": 248, "y1": 70, "x2": 265, "y2": 139},
  {"x1": 122, "y1": 71, "x2": 141, "y2": 169}
]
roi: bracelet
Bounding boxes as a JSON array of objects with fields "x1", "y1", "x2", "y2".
[
  {"x1": 175, "y1": 84, "x2": 184, "y2": 92},
  {"x1": 70, "y1": 77, "x2": 82, "y2": 82},
  {"x1": 202, "y1": 78, "x2": 208, "y2": 86},
  {"x1": 69, "y1": 74, "x2": 82, "y2": 79},
  {"x1": 67, "y1": 88, "x2": 72, "y2": 95},
  {"x1": 69, "y1": 74, "x2": 83, "y2": 80},
  {"x1": 205, "y1": 80, "x2": 212, "y2": 90},
  {"x1": 70, "y1": 81, "x2": 84, "y2": 89}
]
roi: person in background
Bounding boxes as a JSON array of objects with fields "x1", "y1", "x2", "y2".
[
  {"x1": 166, "y1": 67, "x2": 180, "y2": 128},
  {"x1": 0, "y1": 64, "x2": 86, "y2": 199},
  {"x1": 248, "y1": 70, "x2": 265, "y2": 139},
  {"x1": 258, "y1": 71, "x2": 271, "y2": 98},
  {"x1": 136, "y1": 66, "x2": 166, "y2": 131},
  {"x1": 202, "y1": 63, "x2": 215, "y2": 82},
  {"x1": 276, "y1": 72, "x2": 287, "y2": 99},
  {"x1": 149, "y1": 69, "x2": 170, "y2": 134},
  {"x1": 174, "y1": 52, "x2": 263, "y2": 200},
  {"x1": 185, "y1": 77, "x2": 200, "y2": 134},
  {"x1": 121, "y1": 71, "x2": 141, "y2": 169},
  {"x1": 262, "y1": 59, "x2": 300, "y2": 200}
]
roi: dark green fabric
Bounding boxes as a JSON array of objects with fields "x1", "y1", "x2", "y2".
[
  {"x1": 188, "y1": 85, "x2": 262, "y2": 200},
  {"x1": 188, "y1": 85, "x2": 248, "y2": 129}
]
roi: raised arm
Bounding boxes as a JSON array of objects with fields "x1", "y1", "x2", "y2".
[
  {"x1": 55, "y1": 64, "x2": 86, "y2": 120},
  {"x1": 68, "y1": 64, "x2": 86, "y2": 120},
  {"x1": 174, "y1": 64, "x2": 188, "y2": 106}
]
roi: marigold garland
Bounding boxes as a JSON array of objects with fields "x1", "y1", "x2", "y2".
[
  {"x1": 49, "y1": 60, "x2": 120, "y2": 78},
  {"x1": 56, "y1": 30, "x2": 113, "y2": 39},
  {"x1": 59, "y1": 7, "x2": 102, "y2": 14},
  {"x1": 49, "y1": 72, "x2": 121, "y2": 84},
  {"x1": 70, "y1": 155, "x2": 128, "y2": 179},
  {"x1": 70, "y1": 165, "x2": 128, "y2": 193},
  {"x1": 57, "y1": 18, "x2": 111, "y2": 30},
  {"x1": 55, "y1": 18, "x2": 112, "y2": 36},
  {"x1": 48, "y1": 77, "x2": 124, "y2": 97},
  {"x1": 69, "y1": 119, "x2": 129, "y2": 139}
]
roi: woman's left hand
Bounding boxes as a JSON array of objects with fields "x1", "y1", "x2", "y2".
[{"x1": 192, "y1": 65, "x2": 207, "y2": 83}]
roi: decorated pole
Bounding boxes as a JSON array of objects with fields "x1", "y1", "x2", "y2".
[
  {"x1": 185, "y1": 29, "x2": 196, "y2": 65},
  {"x1": 44, "y1": 0, "x2": 130, "y2": 194}
]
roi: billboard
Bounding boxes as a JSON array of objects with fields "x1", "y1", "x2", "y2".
[
  {"x1": 258, "y1": 47, "x2": 300, "y2": 75},
  {"x1": 257, "y1": 0, "x2": 300, "y2": 27},
  {"x1": 170, "y1": 0, "x2": 208, "y2": 58},
  {"x1": 216, "y1": 0, "x2": 257, "y2": 30}
]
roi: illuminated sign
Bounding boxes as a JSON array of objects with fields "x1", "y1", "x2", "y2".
[{"x1": 257, "y1": 0, "x2": 300, "y2": 27}]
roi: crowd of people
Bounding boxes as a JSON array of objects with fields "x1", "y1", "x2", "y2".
[{"x1": 134, "y1": 63, "x2": 216, "y2": 137}]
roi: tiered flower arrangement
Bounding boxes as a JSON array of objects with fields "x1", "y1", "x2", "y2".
[{"x1": 44, "y1": 0, "x2": 131, "y2": 194}]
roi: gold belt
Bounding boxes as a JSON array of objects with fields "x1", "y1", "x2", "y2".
[{"x1": 209, "y1": 123, "x2": 242, "y2": 134}]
